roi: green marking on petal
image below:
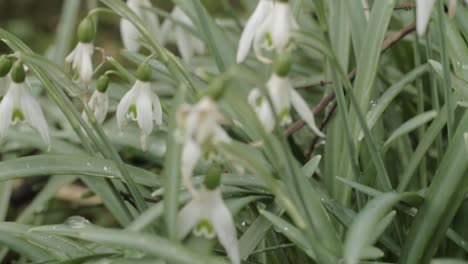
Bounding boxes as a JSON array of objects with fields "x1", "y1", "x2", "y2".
[
  {"x1": 265, "y1": 33, "x2": 273, "y2": 48},
  {"x1": 12, "y1": 109, "x2": 25, "y2": 122},
  {"x1": 194, "y1": 219, "x2": 215, "y2": 239},
  {"x1": 128, "y1": 104, "x2": 137, "y2": 119},
  {"x1": 278, "y1": 107, "x2": 290, "y2": 123}
]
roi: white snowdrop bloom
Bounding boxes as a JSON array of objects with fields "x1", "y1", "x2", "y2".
[
  {"x1": 66, "y1": 17, "x2": 96, "y2": 85},
  {"x1": 160, "y1": 7, "x2": 205, "y2": 64},
  {"x1": 116, "y1": 78, "x2": 162, "y2": 151},
  {"x1": 416, "y1": 0, "x2": 437, "y2": 36},
  {"x1": 120, "y1": 0, "x2": 160, "y2": 52},
  {"x1": 0, "y1": 73, "x2": 50, "y2": 145},
  {"x1": 177, "y1": 187, "x2": 239, "y2": 264},
  {"x1": 236, "y1": 0, "x2": 274, "y2": 63},
  {"x1": 82, "y1": 90, "x2": 108, "y2": 124},
  {"x1": 237, "y1": 1, "x2": 297, "y2": 64},
  {"x1": 65, "y1": 42, "x2": 94, "y2": 85},
  {"x1": 176, "y1": 98, "x2": 230, "y2": 194},
  {"x1": 248, "y1": 74, "x2": 324, "y2": 137}
]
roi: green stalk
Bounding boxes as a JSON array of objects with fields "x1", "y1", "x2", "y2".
[{"x1": 436, "y1": 0, "x2": 453, "y2": 140}]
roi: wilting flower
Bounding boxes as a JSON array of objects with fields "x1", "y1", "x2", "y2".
[
  {"x1": 66, "y1": 17, "x2": 96, "y2": 85},
  {"x1": 177, "y1": 187, "x2": 239, "y2": 264},
  {"x1": 0, "y1": 62, "x2": 50, "y2": 145},
  {"x1": 120, "y1": 0, "x2": 160, "y2": 52},
  {"x1": 82, "y1": 75, "x2": 109, "y2": 124},
  {"x1": 82, "y1": 90, "x2": 108, "y2": 124},
  {"x1": 237, "y1": 1, "x2": 297, "y2": 63},
  {"x1": 176, "y1": 98, "x2": 230, "y2": 194},
  {"x1": 248, "y1": 73, "x2": 324, "y2": 137},
  {"x1": 160, "y1": 6, "x2": 205, "y2": 64},
  {"x1": 116, "y1": 65, "x2": 162, "y2": 151}
]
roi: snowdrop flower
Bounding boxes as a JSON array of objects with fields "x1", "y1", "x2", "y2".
[
  {"x1": 82, "y1": 75, "x2": 109, "y2": 124},
  {"x1": 237, "y1": 0, "x2": 297, "y2": 64},
  {"x1": 249, "y1": 73, "x2": 324, "y2": 137},
  {"x1": 0, "y1": 61, "x2": 50, "y2": 145},
  {"x1": 177, "y1": 167, "x2": 239, "y2": 264},
  {"x1": 176, "y1": 98, "x2": 230, "y2": 194},
  {"x1": 416, "y1": 0, "x2": 437, "y2": 36},
  {"x1": 120, "y1": 0, "x2": 160, "y2": 52},
  {"x1": 116, "y1": 63, "x2": 162, "y2": 151},
  {"x1": 65, "y1": 17, "x2": 95, "y2": 85},
  {"x1": 236, "y1": 0, "x2": 274, "y2": 63},
  {"x1": 160, "y1": 7, "x2": 205, "y2": 64}
]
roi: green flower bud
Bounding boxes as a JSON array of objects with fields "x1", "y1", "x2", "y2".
[
  {"x1": 274, "y1": 53, "x2": 292, "y2": 77},
  {"x1": 204, "y1": 164, "x2": 223, "y2": 190},
  {"x1": 96, "y1": 75, "x2": 109, "y2": 93},
  {"x1": 77, "y1": 17, "x2": 95, "y2": 43},
  {"x1": 136, "y1": 63, "x2": 152, "y2": 82},
  {"x1": 11, "y1": 61, "x2": 26, "y2": 83},
  {"x1": 0, "y1": 55, "x2": 12, "y2": 77}
]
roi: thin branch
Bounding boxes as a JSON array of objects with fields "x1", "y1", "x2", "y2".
[{"x1": 286, "y1": 22, "x2": 416, "y2": 136}]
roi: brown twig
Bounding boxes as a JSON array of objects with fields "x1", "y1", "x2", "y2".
[
  {"x1": 285, "y1": 22, "x2": 416, "y2": 137},
  {"x1": 305, "y1": 101, "x2": 337, "y2": 160}
]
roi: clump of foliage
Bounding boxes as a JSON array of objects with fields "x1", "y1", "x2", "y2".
[{"x1": 0, "y1": 0, "x2": 467, "y2": 264}]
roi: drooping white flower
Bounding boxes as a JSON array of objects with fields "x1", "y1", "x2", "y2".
[
  {"x1": 66, "y1": 17, "x2": 95, "y2": 85},
  {"x1": 236, "y1": 0, "x2": 274, "y2": 63},
  {"x1": 177, "y1": 187, "x2": 239, "y2": 264},
  {"x1": 120, "y1": 0, "x2": 160, "y2": 52},
  {"x1": 116, "y1": 79, "x2": 162, "y2": 151},
  {"x1": 0, "y1": 79, "x2": 50, "y2": 145},
  {"x1": 65, "y1": 43, "x2": 94, "y2": 85},
  {"x1": 248, "y1": 74, "x2": 324, "y2": 137},
  {"x1": 237, "y1": 1, "x2": 297, "y2": 64},
  {"x1": 82, "y1": 90, "x2": 108, "y2": 124},
  {"x1": 160, "y1": 7, "x2": 205, "y2": 64},
  {"x1": 416, "y1": 0, "x2": 437, "y2": 36},
  {"x1": 176, "y1": 98, "x2": 230, "y2": 194}
]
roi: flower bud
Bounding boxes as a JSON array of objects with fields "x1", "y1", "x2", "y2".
[
  {"x1": 96, "y1": 75, "x2": 109, "y2": 93},
  {"x1": 11, "y1": 61, "x2": 26, "y2": 83},
  {"x1": 77, "y1": 17, "x2": 95, "y2": 43},
  {"x1": 204, "y1": 164, "x2": 223, "y2": 190},
  {"x1": 136, "y1": 63, "x2": 152, "y2": 82},
  {"x1": 0, "y1": 55, "x2": 12, "y2": 77},
  {"x1": 273, "y1": 53, "x2": 292, "y2": 77}
]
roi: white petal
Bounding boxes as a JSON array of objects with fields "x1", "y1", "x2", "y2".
[
  {"x1": 268, "y1": 75, "x2": 291, "y2": 117},
  {"x1": 175, "y1": 27, "x2": 194, "y2": 64},
  {"x1": 151, "y1": 92, "x2": 163, "y2": 126},
  {"x1": 116, "y1": 82, "x2": 139, "y2": 130},
  {"x1": 65, "y1": 45, "x2": 78, "y2": 65},
  {"x1": 79, "y1": 44, "x2": 94, "y2": 84},
  {"x1": 136, "y1": 85, "x2": 154, "y2": 136},
  {"x1": 210, "y1": 192, "x2": 240, "y2": 264},
  {"x1": 236, "y1": 0, "x2": 273, "y2": 63},
  {"x1": 159, "y1": 16, "x2": 173, "y2": 46},
  {"x1": 271, "y1": 3, "x2": 293, "y2": 52},
  {"x1": 177, "y1": 198, "x2": 203, "y2": 240},
  {"x1": 120, "y1": 18, "x2": 142, "y2": 52},
  {"x1": 21, "y1": 85, "x2": 50, "y2": 145},
  {"x1": 289, "y1": 88, "x2": 325, "y2": 137},
  {"x1": 139, "y1": 0, "x2": 160, "y2": 38},
  {"x1": 253, "y1": 14, "x2": 274, "y2": 64},
  {"x1": 181, "y1": 139, "x2": 201, "y2": 194},
  {"x1": 258, "y1": 100, "x2": 276, "y2": 132},
  {"x1": 0, "y1": 84, "x2": 15, "y2": 137},
  {"x1": 416, "y1": 0, "x2": 437, "y2": 36},
  {"x1": 88, "y1": 91, "x2": 108, "y2": 124}
]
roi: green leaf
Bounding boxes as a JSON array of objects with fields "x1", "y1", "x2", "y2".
[{"x1": 31, "y1": 225, "x2": 228, "y2": 264}]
